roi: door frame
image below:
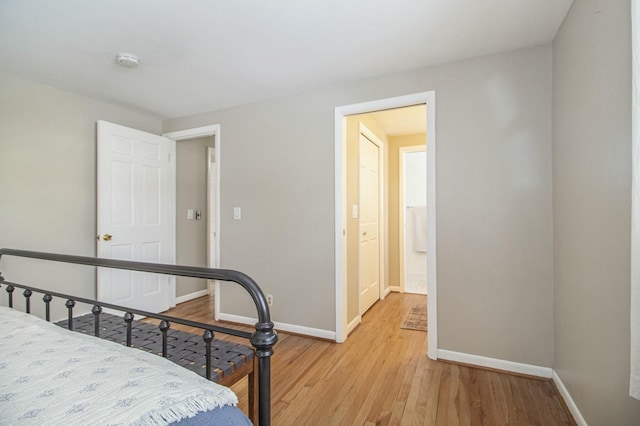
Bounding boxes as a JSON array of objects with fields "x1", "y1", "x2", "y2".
[
  {"x1": 163, "y1": 124, "x2": 221, "y2": 318},
  {"x1": 207, "y1": 147, "x2": 216, "y2": 296},
  {"x1": 334, "y1": 91, "x2": 437, "y2": 360},
  {"x1": 399, "y1": 145, "x2": 427, "y2": 294},
  {"x1": 358, "y1": 123, "x2": 386, "y2": 315}
]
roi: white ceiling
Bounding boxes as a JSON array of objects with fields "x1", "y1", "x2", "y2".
[
  {"x1": 366, "y1": 105, "x2": 427, "y2": 136},
  {"x1": 0, "y1": 0, "x2": 573, "y2": 119}
]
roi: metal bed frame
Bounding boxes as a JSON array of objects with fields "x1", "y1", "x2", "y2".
[{"x1": 0, "y1": 248, "x2": 278, "y2": 426}]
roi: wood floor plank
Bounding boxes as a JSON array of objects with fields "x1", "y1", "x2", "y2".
[{"x1": 162, "y1": 292, "x2": 575, "y2": 425}]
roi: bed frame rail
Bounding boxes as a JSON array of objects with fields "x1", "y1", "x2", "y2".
[{"x1": 0, "y1": 248, "x2": 277, "y2": 426}]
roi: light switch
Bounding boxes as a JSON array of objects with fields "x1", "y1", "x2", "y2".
[
  {"x1": 187, "y1": 209, "x2": 194, "y2": 220},
  {"x1": 352, "y1": 204, "x2": 358, "y2": 219},
  {"x1": 234, "y1": 207, "x2": 242, "y2": 220}
]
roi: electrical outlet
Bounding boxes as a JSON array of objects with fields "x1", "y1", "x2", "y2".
[{"x1": 266, "y1": 294, "x2": 273, "y2": 307}]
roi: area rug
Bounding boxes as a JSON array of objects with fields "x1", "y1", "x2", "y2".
[{"x1": 400, "y1": 305, "x2": 427, "y2": 331}]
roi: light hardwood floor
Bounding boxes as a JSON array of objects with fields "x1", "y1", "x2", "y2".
[{"x1": 163, "y1": 292, "x2": 575, "y2": 425}]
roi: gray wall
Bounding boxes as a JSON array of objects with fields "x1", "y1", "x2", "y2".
[
  {"x1": 165, "y1": 45, "x2": 555, "y2": 367},
  {"x1": 552, "y1": 0, "x2": 640, "y2": 424},
  {"x1": 176, "y1": 136, "x2": 214, "y2": 297},
  {"x1": 3, "y1": 6, "x2": 639, "y2": 420},
  {"x1": 0, "y1": 72, "x2": 161, "y2": 318}
]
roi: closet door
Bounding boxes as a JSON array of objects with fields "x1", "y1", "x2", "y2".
[{"x1": 359, "y1": 132, "x2": 380, "y2": 315}]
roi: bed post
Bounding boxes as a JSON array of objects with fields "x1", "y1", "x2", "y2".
[{"x1": 251, "y1": 320, "x2": 277, "y2": 426}]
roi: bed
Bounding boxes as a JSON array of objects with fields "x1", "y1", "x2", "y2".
[{"x1": 0, "y1": 249, "x2": 278, "y2": 426}]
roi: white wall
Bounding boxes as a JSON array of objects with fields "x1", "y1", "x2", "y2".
[
  {"x1": 404, "y1": 151, "x2": 428, "y2": 294},
  {"x1": 405, "y1": 151, "x2": 427, "y2": 207},
  {"x1": 552, "y1": 0, "x2": 640, "y2": 423},
  {"x1": 0, "y1": 72, "x2": 161, "y2": 319},
  {"x1": 165, "y1": 45, "x2": 554, "y2": 367}
]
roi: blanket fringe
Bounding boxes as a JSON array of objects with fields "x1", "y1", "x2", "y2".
[{"x1": 134, "y1": 391, "x2": 238, "y2": 426}]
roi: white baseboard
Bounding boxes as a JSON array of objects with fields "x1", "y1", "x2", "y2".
[
  {"x1": 552, "y1": 370, "x2": 587, "y2": 426},
  {"x1": 436, "y1": 350, "x2": 584, "y2": 425},
  {"x1": 389, "y1": 285, "x2": 401, "y2": 292},
  {"x1": 218, "y1": 312, "x2": 336, "y2": 340},
  {"x1": 175, "y1": 289, "x2": 209, "y2": 305},
  {"x1": 437, "y1": 349, "x2": 553, "y2": 379},
  {"x1": 346, "y1": 315, "x2": 361, "y2": 336}
]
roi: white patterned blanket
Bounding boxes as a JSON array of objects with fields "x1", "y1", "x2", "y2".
[{"x1": 0, "y1": 306, "x2": 238, "y2": 425}]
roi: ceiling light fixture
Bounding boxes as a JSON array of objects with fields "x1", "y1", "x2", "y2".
[{"x1": 116, "y1": 53, "x2": 139, "y2": 68}]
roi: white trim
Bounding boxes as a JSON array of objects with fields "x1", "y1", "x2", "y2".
[
  {"x1": 388, "y1": 285, "x2": 401, "y2": 292},
  {"x1": 552, "y1": 371, "x2": 588, "y2": 426},
  {"x1": 335, "y1": 110, "x2": 348, "y2": 343},
  {"x1": 168, "y1": 140, "x2": 177, "y2": 307},
  {"x1": 426, "y1": 93, "x2": 437, "y2": 360},
  {"x1": 334, "y1": 91, "x2": 437, "y2": 360},
  {"x1": 175, "y1": 289, "x2": 209, "y2": 305},
  {"x1": 206, "y1": 147, "x2": 217, "y2": 296},
  {"x1": 436, "y1": 350, "x2": 585, "y2": 425},
  {"x1": 437, "y1": 349, "x2": 553, "y2": 379},
  {"x1": 218, "y1": 313, "x2": 336, "y2": 340},
  {"x1": 399, "y1": 149, "x2": 405, "y2": 294},
  {"x1": 163, "y1": 125, "x2": 218, "y2": 141},
  {"x1": 631, "y1": 0, "x2": 640, "y2": 401},
  {"x1": 163, "y1": 124, "x2": 221, "y2": 320},
  {"x1": 346, "y1": 315, "x2": 361, "y2": 335}
]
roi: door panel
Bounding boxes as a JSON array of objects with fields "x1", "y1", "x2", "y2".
[
  {"x1": 142, "y1": 166, "x2": 161, "y2": 224},
  {"x1": 359, "y1": 133, "x2": 380, "y2": 315},
  {"x1": 97, "y1": 120, "x2": 175, "y2": 313}
]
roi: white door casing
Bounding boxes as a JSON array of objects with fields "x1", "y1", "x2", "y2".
[
  {"x1": 162, "y1": 124, "x2": 221, "y2": 319},
  {"x1": 207, "y1": 146, "x2": 216, "y2": 295},
  {"x1": 358, "y1": 129, "x2": 382, "y2": 315},
  {"x1": 97, "y1": 120, "x2": 176, "y2": 313},
  {"x1": 334, "y1": 91, "x2": 436, "y2": 360}
]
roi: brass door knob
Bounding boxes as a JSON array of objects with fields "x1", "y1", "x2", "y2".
[{"x1": 102, "y1": 234, "x2": 113, "y2": 241}]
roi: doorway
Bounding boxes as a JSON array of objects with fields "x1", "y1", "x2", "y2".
[
  {"x1": 344, "y1": 108, "x2": 426, "y2": 323},
  {"x1": 163, "y1": 125, "x2": 221, "y2": 316},
  {"x1": 173, "y1": 135, "x2": 215, "y2": 303},
  {"x1": 334, "y1": 92, "x2": 437, "y2": 360}
]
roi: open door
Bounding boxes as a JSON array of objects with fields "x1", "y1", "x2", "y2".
[
  {"x1": 97, "y1": 120, "x2": 176, "y2": 313},
  {"x1": 359, "y1": 130, "x2": 382, "y2": 315}
]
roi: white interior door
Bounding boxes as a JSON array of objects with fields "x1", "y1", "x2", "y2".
[
  {"x1": 359, "y1": 132, "x2": 381, "y2": 315},
  {"x1": 97, "y1": 120, "x2": 176, "y2": 313}
]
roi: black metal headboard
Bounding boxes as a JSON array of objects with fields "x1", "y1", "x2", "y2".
[{"x1": 0, "y1": 248, "x2": 278, "y2": 426}]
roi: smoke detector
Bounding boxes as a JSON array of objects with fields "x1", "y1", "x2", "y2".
[{"x1": 116, "y1": 53, "x2": 139, "y2": 68}]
